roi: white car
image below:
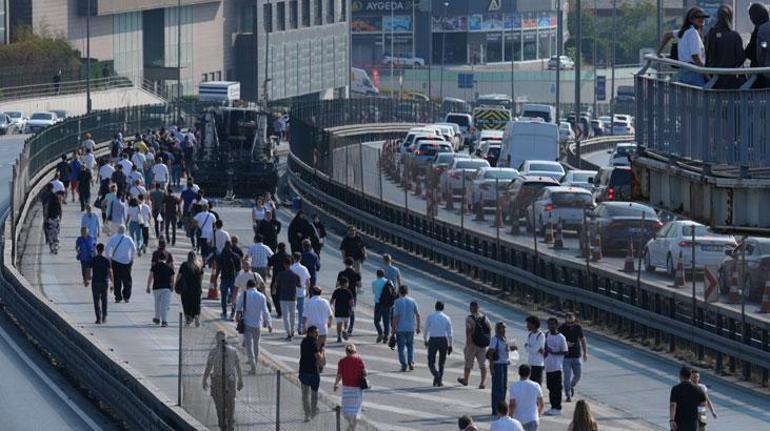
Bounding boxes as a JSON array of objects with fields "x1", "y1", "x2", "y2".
[
  {"x1": 25, "y1": 112, "x2": 57, "y2": 134},
  {"x1": 612, "y1": 120, "x2": 635, "y2": 135},
  {"x1": 643, "y1": 221, "x2": 737, "y2": 276},
  {"x1": 518, "y1": 160, "x2": 566, "y2": 182},
  {"x1": 558, "y1": 121, "x2": 575, "y2": 142},
  {"x1": 399, "y1": 127, "x2": 443, "y2": 160},
  {"x1": 49, "y1": 110, "x2": 69, "y2": 123},
  {"x1": 382, "y1": 55, "x2": 425, "y2": 67},
  {"x1": 609, "y1": 143, "x2": 637, "y2": 166},
  {"x1": 467, "y1": 167, "x2": 519, "y2": 207},
  {"x1": 433, "y1": 122, "x2": 463, "y2": 149},
  {"x1": 527, "y1": 186, "x2": 595, "y2": 233},
  {"x1": 561, "y1": 169, "x2": 598, "y2": 190},
  {"x1": 439, "y1": 157, "x2": 491, "y2": 195},
  {"x1": 548, "y1": 55, "x2": 575, "y2": 70},
  {"x1": 5, "y1": 111, "x2": 27, "y2": 130}
]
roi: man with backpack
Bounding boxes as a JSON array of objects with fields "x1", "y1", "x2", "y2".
[
  {"x1": 372, "y1": 269, "x2": 397, "y2": 344},
  {"x1": 458, "y1": 301, "x2": 491, "y2": 389}
]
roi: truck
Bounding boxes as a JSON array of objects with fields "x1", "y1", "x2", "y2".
[
  {"x1": 498, "y1": 120, "x2": 560, "y2": 170},
  {"x1": 198, "y1": 81, "x2": 241, "y2": 104},
  {"x1": 350, "y1": 67, "x2": 379, "y2": 96}
]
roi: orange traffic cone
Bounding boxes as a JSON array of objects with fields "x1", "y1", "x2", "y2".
[
  {"x1": 591, "y1": 231, "x2": 602, "y2": 262},
  {"x1": 459, "y1": 188, "x2": 470, "y2": 215},
  {"x1": 759, "y1": 277, "x2": 770, "y2": 313},
  {"x1": 622, "y1": 240, "x2": 636, "y2": 273},
  {"x1": 728, "y1": 271, "x2": 741, "y2": 304},
  {"x1": 673, "y1": 251, "x2": 685, "y2": 288},
  {"x1": 543, "y1": 214, "x2": 554, "y2": 244},
  {"x1": 492, "y1": 197, "x2": 504, "y2": 228},
  {"x1": 207, "y1": 270, "x2": 219, "y2": 299},
  {"x1": 552, "y1": 219, "x2": 565, "y2": 249}
]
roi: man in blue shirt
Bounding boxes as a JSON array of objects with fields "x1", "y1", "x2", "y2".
[
  {"x1": 76, "y1": 226, "x2": 96, "y2": 287},
  {"x1": 81, "y1": 203, "x2": 101, "y2": 238},
  {"x1": 300, "y1": 239, "x2": 320, "y2": 287},
  {"x1": 392, "y1": 285, "x2": 421, "y2": 372},
  {"x1": 371, "y1": 269, "x2": 391, "y2": 343}
]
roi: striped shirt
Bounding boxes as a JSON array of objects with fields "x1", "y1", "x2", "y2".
[{"x1": 247, "y1": 242, "x2": 274, "y2": 268}]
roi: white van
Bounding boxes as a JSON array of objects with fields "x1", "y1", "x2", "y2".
[
  {"x1": 499, "y1": 120, "x2": 560, "y2": 169},
  {"x1": 520, "y1": 104, "x2": 556, "y2": 123},
  {"x1": 351, "y1": 67, "x2": 379, "y2": 96},
  {"x1": 199, "y1": 81, "x2": 241, "y2": 103}
]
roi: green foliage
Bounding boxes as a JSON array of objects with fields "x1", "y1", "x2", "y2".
[{"x1": 0, "y1": 26, "x2": 80, "y2": 71}]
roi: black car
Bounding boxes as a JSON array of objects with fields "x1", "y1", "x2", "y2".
[{"x1": 591, "y1": 202, "x2": 662, "y2": 253}]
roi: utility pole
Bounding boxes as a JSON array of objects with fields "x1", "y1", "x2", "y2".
[
  {"x1": 440, "y1": 2, "x2": 448, "y2": 101},
  {"x1": 555, "y1": 0, "x2": 562, "y2": 122},
  {"x1": 176, "y1": 0, "x2": 182, "y2": 122},
  {"x1": 412, "y1": 0, "x2": 416, "y2": 72},
  {"x1": 428, "y1": 0, "x2": 433, "y2": 112},
  {"x1": 657, "y1": 0, "x2": 662, "y2": 45},
  {"x1": 264, "y1": 0, "x2": 271, "y2": 107},
  {"x1": 610, "y1": 0, "x2": 617, "y2": 133},
  {"x1": 390, "y1": 1, "x2": 395, "y2": 99},
  {"x1": 255, "y1": 0, "x2": 260, "y2": 102},
  {"x1": 86, "y1": 0, "x2": 92, "y2": 113},
  {"x1": 575, "y1": 0, "x2": 582, "y2": 168},
  {"x1": 592, "y1": 0, "x2": 597, "y2": 116}
]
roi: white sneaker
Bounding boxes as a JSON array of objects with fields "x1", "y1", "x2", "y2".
[{"x1": 544, "y1": 408, "x2": 562, "y2": 416}]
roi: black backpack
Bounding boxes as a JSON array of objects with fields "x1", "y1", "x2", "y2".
[
  {"x1": 471, "y1": 315, "x2": 491, "y2": 348},
  {"x1": 379, "y1": 280, "x2": 397, "y2": 308}
]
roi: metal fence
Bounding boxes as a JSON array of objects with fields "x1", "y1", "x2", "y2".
[
  {"x1": 0, "y1": 76, "x2": 135, "y2": 102},
  {"x1": 636, "y1": 56, "x2": 770, "y2": 168}
]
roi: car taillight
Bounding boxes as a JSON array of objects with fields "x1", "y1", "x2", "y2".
[
  {"x1": 678, "y1": 241, "x2": 692, "y2": 247},
  {"x1": 415, "y1": 150, "x2": 423, "y2": 156},
  {"x1": 607, "y1": 188, "x2": 615, "y2": 200},
  {"x1": 450, "y1": 171, "x2": 461, "y2": 179},
  {"x1": 544, "y1": 203, "x2": 554, "y2": 212},
  {"x1": 654, "y1": 221, "x2": 664, "y2": 229}
]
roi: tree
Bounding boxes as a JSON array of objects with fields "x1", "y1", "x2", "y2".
[{"x1": 0, "y1": 27, "x2": 81, "y2": 87}]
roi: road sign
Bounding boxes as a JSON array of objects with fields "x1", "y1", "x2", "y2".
[
  {"x1": 596, "y1": 75, "x2": 606, "y2": 101},
  {"x1": 704, "y1": 265, "x2": 720, "y2": 303},
  {"x1": 458, "y1": 73, "x2": 474, "y2": 89}
]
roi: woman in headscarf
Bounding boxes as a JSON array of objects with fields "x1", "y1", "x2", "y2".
[
  {"x1": 176, "y1": 251, "x2": 203, "y2": 326},
  {"x1": 705, "y1": 4, "x2": 746, "y2": 89},
  {"x1": 746, "y1": 3, "x2": 770, "y2": 88}
]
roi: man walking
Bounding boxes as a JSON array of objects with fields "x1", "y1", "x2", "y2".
[
  {"x1": 218, "y1": 241, "x2": 242, "y2": 320},
  {"x1": 301, "y1": 239, "x2": 320, "y2": 287},
  {"x1": 81, "y1": 203, "x2": 101, "y2": 239},
  {"x1": 299, "y1": 326, "x2": 324, "y2": 422},
  {"x1": 339, "y1": 225, "x2": 366, "y2": 273},
  {"x1": 91, "y1": 243, "x2": 112, "y2": 324},
  {"x1": 146, "y1": 253, "x2": 174, "y2": 326},
  {"x1": 302, "y1": 286, "x2": 333, "y2": 346},
  {"x1": 257, "y1": 210, "x2": 281, "y2": 251},
  {"x1": 670, "y1": 366, "x2": 707, "y2": 431},
  {"x1": 75, "y1": 226, "x2": 96, "y2": 287},
  {"x1": 543, "y1": 317, "x2": 568, "y2": 416},
  {"x1": 247, "y1": 234, "x2": 273, "y2": 280},
  {"x1": 558, "y1": 312, "x2": 587, "y2": 402},
  {"x1": 202, "y1": 331, "x2": 244, "y2": 431},
  {"x1": 490, "y1": 401, "x2": 524, "y2": 431},
  {"x1": 163, "y1": 186, "x2": 180, "y2": 245},
  {"x1": 337, "y1": 257, "x2": 361, "y2": 335},
  {"x1": 392, "y1": 285, "x2": 420, "y2": 372},
  {"x1": 509, "y1": 365, "x2": 544, "y2": 431},
  {"x1": 424, "y1": 301, "x2": 453, "y2": 387},
  {"x1": 276, "y1": 256, "x2": 300, "y2": 340},
  {"x1": 458, "y1": 301, "x2": 491, "y2": 388},
  {"x1": 524, "y1": 316, "x2": 546, "y2": 385},
  {"x1": 235, "y1": 279, "x2": 272, "y2": 374},
  {"x1": 383, "y1": 254, "x2": 402, "y2": 287},
  {"x1": 330, "y1": 278, "x2": 354, "y2": 343},
  {"x1": 290, "y1": 252, "x2": 311, "y2": 334},
  {"x1": 371, "y1": 269, "x2": 396, "y2": 344},
  {"x1": 106, "y1": 225, "x2": 137, "y2": 303}
]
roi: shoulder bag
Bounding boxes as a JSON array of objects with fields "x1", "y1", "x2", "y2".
[{"x1": 236, "y1": 290, "x2": 247, "y2": 334}]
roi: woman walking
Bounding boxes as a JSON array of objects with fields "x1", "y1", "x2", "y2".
[
  {"x1": 334, "y1": 343, "x2": 368, "y2": 430},
  {"x1": 127, "y1": 197, "x2": 145, "y2": 255},
  {"x1": 146, "y1": 252, "x2": 175, "y2": 327},
  {"x1": 312, "y1": 214, "x2": 326, "y2": 255},
  {"x1": 567, "y1": 400, "x2": 599, "y2": 431},
  {"x1": 177, "y1": 251, "x2": 204, "y2": 326}
]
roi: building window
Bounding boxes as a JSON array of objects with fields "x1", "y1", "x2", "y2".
[
  {"x1": 239, "y1": 4, "x2": 256, "y2": 33},
  {"x1": 340, "y1": 0, "x2": 346, "y2": 22},
  {"x1": 326, "y1": 0, "x2": 334, "y2": 24},
  {"x1": 276, "y1": 2, "x2": 286, "y2": 31},
  {"x1": 216, "y1": 71, "x2": 222, "y2": 80},
  {"x1": 301, "y1": 0, "x2": 310, "y2": 27},
  {"x1": 263, "y1": 3, "x2": 273, "y2": 33},
  {"x1": 289, "y1": 1, "x2": 298, "y2": 29},
  {"x1": 201, "y1": 73, "x2": 208, "y2": 82},
  {"x1": 314, "y1": 0, "x2": 322, "y2": 25},
  {"x1": 209, "y1": 72, "x2": 216, "y2": 81}
]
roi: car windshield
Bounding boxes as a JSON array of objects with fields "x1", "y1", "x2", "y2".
[
  {"x1": 487, "y1": 147, "x2": 501, "y2": 158},
  {"x1": 570, "y1": 172, "x2": 595, "y2": 183},
  {"x1": 681, "y1": 225, "x2": 713, "y2": 236},
  {"x1": 484, "y1": 169, "x2": 517, "y2": 180},
  {"x1": 522, "y1": 111, "x2": 551, "y2": 123},
  {"x1": 435, "y1": 154, "x2": 454, "y2": 164},
  {"x1": 613, "y1": 122, "x2": 629, "y2": 128},
  {"x1": 614, "y1": 146, "x2": 635, "y2": 157},
  {"x1": 609, "y1": 168, "x2": 632, "y2": 185},
  {"x1": 7, "y1": 112, "x2": 20, "y2": 118},
  {"x1": 31, "y1": 113, "x2": 52, "y2": 120},
  {"x1": 606, "y1": 204, "x2": 657, "y2": 218},
  {"x1": 552, "y1": 192, "x2": 593, "y2": 207},
  {"x1": 446, "y1": 115, "x2": 470, "y2": 127},
  {"x1": 456, "y1": 160, "x2": 489, "y2": 170},
  {"x1": 528, "y1": 163, "x2": 562, "y2": 172}
]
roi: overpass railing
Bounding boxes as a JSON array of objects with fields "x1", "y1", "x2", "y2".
[
  {"x1": 0, "y1": 76, "x2": 136, "y2": 103},
  {"x1": 636, "y1": 55, "x2": 770, "y2": 168}
]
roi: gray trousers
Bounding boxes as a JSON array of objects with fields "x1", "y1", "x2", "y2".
[
  {"x1": 211, "y1": 376, "x2": 236, "y2": 431},
  {"x1": 244, "y1": 325, "x2": 261, "y2": 371}
]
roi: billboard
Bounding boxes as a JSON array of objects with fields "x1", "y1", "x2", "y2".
[
  {"x1": 383, "y1": 15, "x2": 413, "y2": 32},
  {"x1": 352, "y1": 0, "x2": 417, "y2": 15}
]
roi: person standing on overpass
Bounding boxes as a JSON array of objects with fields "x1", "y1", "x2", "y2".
[
  {"x1": 331, "y1": 278, "x2": 354, "y2": 343},
  {"x1": 235, "y1": 278, "x2": 272, "y2": 374},
  {"x1": 424, "y1": 300, "x2": 453, "y2": 387},
  {"x1": 202, "y1": 331, "x2": 244, "y2": 431},
  {"x1": 75, "y1": 226, "x2": 96, "y2": 287},
  {"x1": 106, "y1": 224, "x2": 136, "y2": 303},
  {"x1": 670, "y1": 366, "x2": 707, "y2": 431},
  {"x1": 340, "y1": 225, "x2": 367, "y2": 273},
  {"x1": 543, "y1": 317, "x2": 568, "y2": 416},
  {"x1": 337, "y1": 257, "x2": 361, "y2": 335},
  {"x1": 458, "y1": 301, "x2": 491, "y2": 389},
  {"x1": 392, "y1": 285, "x2": 420, "y2": 372},
  {"x1": 488, "y1": 321, "x2": 518, "y2": 416},
  {"x1": 559, "y1": 312, "x2": 587, "y2": 402},
  {"x1": 690, "y1": 369, "x2": 718, "y2": 428},
  {"x1": 90, "y1": 243, "x2": 112, "y2": 324},
  {"x1": 299, "y1": 325, "x2": 324, "y2": 422}
]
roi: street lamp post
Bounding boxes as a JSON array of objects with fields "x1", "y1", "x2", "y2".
[
  {"x1": 575, "y1": 0, "x2": 582, "y2": 168},
  {"x1": 176, "y1": 0, "x2": 181, "y2": 123},
  {"x1": 264, "y1": 0, "x2": 271, "y2": 106},
  {"x1": 610, "y1": 0, "x2": 616, "y2": 134},
  {"x1": 440, "y1": 2, "x2": 448, "y2": 101},
  {"x1": 555, "y1": 0, "x2": 562, "y2": 121},
  {"x1": 86, "y1": 0, "x2": 92, "y2": 113},
  {"x1": 390, "y1": 0, "x2": 395, "y2": 99}
]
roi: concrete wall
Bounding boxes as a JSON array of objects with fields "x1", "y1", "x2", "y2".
[{"x1": 0, "y1": 86, "x2": 165, "y2": 116}]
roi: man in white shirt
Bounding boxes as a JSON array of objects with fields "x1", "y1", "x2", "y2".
[
  {"x1": 138, "y1": 195, "x2": 152, "y2": 253},
  {"x1": 129, "y1": 179, "x2": 147, "y2": 199},
  {"x1": 423, "y1": 301, "x2": 453, "y2": 387},
  {"x1": 302, "y1": 286, "x2": 333, "y2": 346},
  {"x1": 235, "y1": 279, "x2": 272, "y2": 374},
  {"x1": 212, "y1": 220, "x2": 231, "y2": 256},
  {"x1": 490, "y1": 400, "x2": 524, "y2": 431},
  {"x1": 118, "y1": 155, "x2": 133, "y2": 176},
  {"x1": 234, "y1": 258, "x2": 267, "y2": 319},
  {"x1": 193, "y1": 204, "x2": 217, "y2": 257},
  {"x1": 509, "y1": 365, "x2": 544, "y2": 431},
  {"x1": 131, "y1": 150, "x2": 145, "y2": 173},
  {"x1": 290, "y1": 252, "x2": 312, "y2": 334},
  {"x1": 152, "y1": 159, "x2": 170, "y2": 190},
  {"x1": 105, "y1": 225, "x2": 137, "y2": 303},
  {"x1": 247, "y1": 233, "x2": 273, "y2": 280},
  {"x1": 82, "y1": 133, "x2": 95, "y2": 152},
  {"x1": 543, "y1": 317, "x2": 568, "y2": 416},
  {"x1": 51, "y1": 174, "x2": 65, "y2": 194},
  {"x1": 524, "y1": 315, "x2": 545, "y2": 385},
  {"x1": 98, "y1": 160, "x2": 115, "y2": 189}
]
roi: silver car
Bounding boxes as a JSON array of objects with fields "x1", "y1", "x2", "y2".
[
  {"x1": 439, "y1": 158, "x2": 491, "y2": 195},
  {"x1": 561, "y1": 170, "x2": 598, "y2": 190},
  {"x1": 527, "y1": 186, "x2": 595, "y2": 234},
  {"x1": 468, "y1": 167, "x2": 519, "y2": 208}
]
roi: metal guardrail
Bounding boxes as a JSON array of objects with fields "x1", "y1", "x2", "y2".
[
  {"x1": 636, "y1": 55, "x2": 770, "y2": 168},
  {"x1": 0, "y1": 76, "x2": 135, "y2": 103},
  {"x1": 564, "y1": 135, "x2": 634, "y2": 170}
]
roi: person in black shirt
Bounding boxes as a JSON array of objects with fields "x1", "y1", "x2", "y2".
[
  {"x1": 91, "y1": 243, "x2": 112, "y2": 324},
  {"x1": 558, "y1": 312, "x2": 587, "y2": 402},
  {"x1": 257, "y1": 210, "x2": 282, "y2": 252},
  {"x1": 111, "y1": 164, "x2": 127, "y2": 197},
  {"x1": 56, "y1": 155, "x2": 71, "y2": 191},
  {"x1": 705, "y1": 5, "x2": 745, "y2": 89},
  {"x1": 46, "y1": 193, "x2": 63, "y2": 254},
  {"x1": 312, "y1": 214, "x2": 326, "y2": 255},
  {"x1": 77, "y1": 165, "x2": 93, "y2": 211},
  {"x1": 339, "y1": 225, "x2": 366, "y2": 273},
  {"x1": 269, "y1": 242, "x2": 290, "y2": 317},
  {"x1": 670, "y1": 366, "x2": 706, "y2": 431},
  {"x1": 40, "y1": 183, "x2": 55, "y2": 245},
  {"x1": 218, "y1": 241, "x2": 242, "y2": 320},
  {"x1": 337, "y1": 257, "x2": 361, "y2": 336},
  {"x1": 146, "y1": 253, "x2": 175, "y2": 326},
  {"x1": 330, "y1": 278, "x2": 354, "y2": 343},
  {"x1": 299, "y1": 325, "x2": 324, "y2": 421}
]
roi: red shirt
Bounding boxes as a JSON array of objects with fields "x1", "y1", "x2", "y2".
[{"x1": 337, "y1": 355, "x2": 366, "y2": 387}]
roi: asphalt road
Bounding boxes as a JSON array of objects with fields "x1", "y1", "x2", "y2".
[
  {"x1": 0, "y1": 134, "x2": 117, "y2": 430},
  {"x1": 582, "y1": 149, "x2": 612, "y2": 168}
]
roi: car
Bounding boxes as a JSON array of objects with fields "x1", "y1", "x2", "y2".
[
  {"x1": 504, "y1": 175, "x2": 561, "y2": 222},
  {"x1": 591, "y1": 202, "x2": 662, "y2": 253},
  {"x1": 718, "y1": 238, "x2": 770, "y2": 301},
  {"x1": 548, "y1": 55, "x2": 575, "y2": 70},
  {"x1": 49, "y1": 110, "x2": 69, "y2": 123},
  {"x1": 611, "y1": 119, "x2": 635, "y2": 135},
  {"x1": 561, "y1": 169, "x2": 598, "y2": 190},
  {"x1": 433, "y1": 122, "x2": 463, "y2": 148},
  {"x1": 5, "y1": 111, "x2": 27, "y2": 130},
  {"x1": 468, "y1": 167, "x2": 520, "y2": 208},
  {"x1": 591, "y1": 119, "x2": 608, "y2": 136},
  {"x1": 609, "y1": 143, "x2": 637, "y2": 166},
  {"x1": 520, "y1": 104, "x2": 556, "y2": 123},
  {"x1": 429, "y1": 124, "x2": 460, "y2": 150},
  {"x1": 439, "y1": 157, "x2": 491, "y2": 196},
  {"x1": 444, "y1": 113, "x2": 474, "y2": 144},
  {"x1": 0, "y1": 113, "x2": 18, "y2": 135},
  {"x1": 644, "y1": 221, "x2": 737, "y2": 277},
  {"x1": 399, "y1": 127, "x2": 443, "y2": 161},
  {"x1": 527, "y1": 186, "x2": 594, "y2": 234},
  {"x1": 559, "y1": 121, "x2": 575, "y2": 142},
  {"x1": 431, "y1": 152, "x2": 470, "y2": 178},
  {"x1": 518, "y1": 160, "x2": 565, "y2": 182},
  {"x1": 477, "y1": 129, "x2": 504, "y2": 147},
  {"x1": 592, "y1": 166, "x2": 633, "y2": 202},
  {"x1": 479, "y1": 141, "x2": 502, "y2": 166},
  {"x1": 382, "y1": 55, "x2": 425, "y2": 67},
  {"x1": 412, "y1": 140, "x2": 453, "y2": 169},
  {"x1": 24, "y1": 112, "x2": 57, "y2": 134}
]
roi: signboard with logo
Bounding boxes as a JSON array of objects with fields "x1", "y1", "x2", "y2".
[
  {"x1": 383, "y1": 15, "x2": 412, "y2": 32},
  {"x1": 596, "y1": 75, "x2": 606, "y2": 101},
  {"x1": 458, "y1": 73, "x2": 474, "y2": 89},
  {"x1": 352, "y1": 0, "x2": 416, "y2": 15}
]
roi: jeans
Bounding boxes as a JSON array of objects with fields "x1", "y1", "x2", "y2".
[
  {"x1": 427, "y1": 337, "x2": 448, "y2": 382},
  {"x1": 111, "y1": 261, "x2": 132, "y2": 301},
  {"x1": 243, "y1": 326, "x2": 261, "y2": 371},
  {"x1": 563, "y1": 357, "x2": 582, "y2": 397},
  {"x1": 679, "y1": 70, "x2": 705, "y2": 87},
  {"x1": 164, "y1": 214, "x2": 177, "y2": 245},
  {"x1": 299, "y1": 373, "x2": 320, "y2": 419},
  {"x1": 373, "y1": 303, "x2": 391, "y2": 337},
  {"x1": 546, "y1": 370, "x2": 563, "y2": 411},
  {"x1": 92, "y1": 282, "x2": 108, "y2": 322},
  {"x1": 280, "y1": 300, "x2": 297, "y2": 336},
  {"x1": 129, "y1": 221, "x2": 143, "y2": 251},
  {"x1": 296, "y1": 296, "x2": 305, "y2": 333},
  {"x1": 80, "y1": 261, "x2": 92, "y2": 284},
  {"x1": 171, "y1": 164, "x2": 182, "y2": 186},
  {"x1": 396, "y1": 331, "x2": 415, "y2": 370},
  {"x1": 220, "y1": 279, "x2": 234, "y2": 317},
  {"x1": 491, "y1": 363, "x2": 508, "y2": 416},
  {"x1": 153, "y1": 288, "x2": 172, "y2": 323},
  {"x1": 349, "y1": 302, "x2": 356, "y2": 333},
  {"x1": 522, "y1": 421, "x2": 539, "y2": 431}
]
